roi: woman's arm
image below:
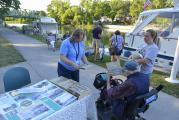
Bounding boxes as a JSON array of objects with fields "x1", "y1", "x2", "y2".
[
  {"x1": 107, "y1": 80, "x2": 136, "y2": 100},
  {"x1": 81, "y1": 55, "x2": 89, "y2": 65},
  {"x1": 60, "y1": 54, "x2": 80, "y2": 69},
  {"x1": 137, "y1": 58, "x2": 150, "y2": 64}
]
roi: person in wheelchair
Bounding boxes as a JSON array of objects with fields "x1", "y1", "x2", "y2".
[{"x1": 106, "y1": 60, "x2": 150, "y2": 120}]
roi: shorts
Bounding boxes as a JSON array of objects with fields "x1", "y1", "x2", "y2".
[
  {"x1": 92, "y1": 38, "x2": 101, "y2": 49},
  {"x1": 110, "y1": 49, "x2": 123, "y2": 56}
]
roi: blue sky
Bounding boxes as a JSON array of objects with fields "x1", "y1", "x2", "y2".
[{"x1": 19, "y1": 0, "x2": 80, "y2": 11}]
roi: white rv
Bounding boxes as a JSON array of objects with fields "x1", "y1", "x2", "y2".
[
  {"x1": 33, "y1": 17, "x2": 59, "y2": 35},
  {"x1": 124, "y1": 2, "x2": 179, "y2": 69}
]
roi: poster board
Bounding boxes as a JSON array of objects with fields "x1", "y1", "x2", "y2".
[{"x1": 0, "y1": 80, "x2": 77, "y2": 120}]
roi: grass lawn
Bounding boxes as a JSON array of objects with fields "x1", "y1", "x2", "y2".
[
  {"x1": 87, "y1": 55, "x2": 179, "y2": 98},
  {"x1": 14, "y1": 29, "x2": 61, "y2": 49},
  {"x1": 26, "y1": 34, "x2": 46, "y2": 43},
  {"x1": 0, "y1": 35, "x2": 25, "y2": 67},
  {"x1": 26, "y1": 34, "x2": 61, "y2": 48}
]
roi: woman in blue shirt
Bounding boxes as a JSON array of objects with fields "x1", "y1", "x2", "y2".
[
  {"x1": 58, "y1": 29, "x2": 88, "y2": 82},
  {"x1": 110, "y1": 30, "x2": 124, "y2": 62}
]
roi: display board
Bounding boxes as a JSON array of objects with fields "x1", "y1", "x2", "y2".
[{"x1": 0, "y1": 80, "x2": 77, "y2": 120}]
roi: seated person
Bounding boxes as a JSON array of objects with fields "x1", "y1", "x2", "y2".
[
  {"x1": 62, "y1": 31, "x2": 70, "y2": 40},
  {"x1": 106, "y1": 60, "x2": 150, "y2": 119},
  {"x1": 47, "y1": 32, "x2": 56, "y2": 51}
]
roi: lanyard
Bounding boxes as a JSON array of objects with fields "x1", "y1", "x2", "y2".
[{"x1": 72, "y1": 42, "x2": 80, "y2": 61}]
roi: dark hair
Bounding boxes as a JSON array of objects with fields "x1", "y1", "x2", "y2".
[
  {"x1": 72, "y1": 29, "x2": 84, "y2": 40},
  {"x1": 146, "y1": 29, "x2": 157, "y2": 44},
  {"x1": 115, "y1": 30, "x2": 121, "y2": 35}
]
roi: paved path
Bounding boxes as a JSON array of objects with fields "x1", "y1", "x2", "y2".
[{"x1": 0, "y1": 27, "x2": 179, "y2": 120}]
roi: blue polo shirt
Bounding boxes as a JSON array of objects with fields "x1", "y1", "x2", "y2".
[{"x1": 59, "y1": 38, "x2": 85, "y2": 71}]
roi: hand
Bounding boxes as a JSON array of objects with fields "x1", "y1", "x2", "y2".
[
  {"x1": 72, "y1": 63, "x2": 80, "y2": 70},
  {"x1": 84, "y1": 62, "x2": 89, "y2": 65}
]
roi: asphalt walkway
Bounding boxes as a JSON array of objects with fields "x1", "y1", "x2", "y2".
[{"x1": 0, "y1": 27, "x2": 179, "y2": 120}]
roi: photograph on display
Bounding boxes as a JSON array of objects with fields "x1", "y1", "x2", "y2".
[
  {"x1": 0, "y1": 94, "x2": 18, "y2": 114},
  {"x1": 33, "y1": 80, "x2": 50, "y2": 88},
  {"x1": 50, "y1": 78, "x2": 91, "y2": 98},
  {"x1": 2, "y1": 103, "x2": 17, "y2": 113},
  {"x1": 18, "y1": 103, "x2": 51, "y2": 120},
  {"x1": 32, "y1": 80, "x2": 60, "y2": 94},
  {"x1": 54, "y1": 92, "x2": 77, "y2": 107},
  {"x1": 47, "y1": 85, "x2": 58, "y2": 91},
  {"x1": 8, "y1": 90, "x2": 42, "y2": 104},
  {"x1": 32, "y1": 80, "x2": 77, "y2": 105},
  {"x1": 0, "y1": 114, "x2": 6, "y2": 120},
  {"x1": 48, "y1": 89, "x2": 64, "y2": 100}
]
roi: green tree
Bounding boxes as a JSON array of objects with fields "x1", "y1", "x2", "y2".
[
  {"x1": 0, "y1": 0, "x2": 20, "y2": 17},
  {"x1": 130, "y1": 0, "x2": 173, "y2": 23},
  {"x1": 100, "y1": 1, "x2": 111, "y2": 18},
  {"x1": 38, "y1": 11, "x2": 47, "y2": 17},
  {"x1": 91, "y1": 0, "x2": 102, "y2": 20},
  {"x1": 71, "y1": 6, "x2": 83, "y2": 25},
  {"x1": 152, "y1": 0, "x2": 173, "y2": 9},
  {"x1": 130, "y1": 0, "x2": 144, "y2": 22},
  {"x1": 80, "y1": 0, "x2": 93, "y2": 24},
  {"x1": 0, "y1": 0, "x2": 20, "y2": 9},
  {"x1": 109, "y1": 0, "x2": 130, "y2": 23},
  {"x1": 47, "y1": 0, "x2": 70, "y2": 23}
]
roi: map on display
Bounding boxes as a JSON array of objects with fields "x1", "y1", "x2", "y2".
[{"x1": 0, "y1": 80, "x2": 77, "y2": 120}]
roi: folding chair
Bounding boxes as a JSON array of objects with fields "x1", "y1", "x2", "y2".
[{"x1": 3, "y1": 67, "x2": 31, "y2": 92}]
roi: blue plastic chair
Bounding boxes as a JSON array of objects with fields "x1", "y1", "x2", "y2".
[{"x1": 3, "y1": 67, "x2": 31, "y2": 92}]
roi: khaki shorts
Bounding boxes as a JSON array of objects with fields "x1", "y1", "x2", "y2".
[{"x1": 92, "y1": 38, "x2": 101, "y2": 48}]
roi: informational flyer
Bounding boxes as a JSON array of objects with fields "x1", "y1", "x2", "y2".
[
  {"x1": 53, "y1": 92, "x2": 77, "y2": 107},
  {"x1": 50, "y1": 77, "x2": 91, "y2": 99},
  {"x1": 106, "y1": 62, "x2": 122, "y2": 75},
  {"x1": 18, "y1": 102, "x2": 53, "y2": 120},
  {"x1": 0, "y1": 80, "x2": 77, "y2": 120}
]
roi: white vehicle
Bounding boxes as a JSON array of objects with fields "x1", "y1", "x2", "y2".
[
  {"x1": 33, "y1": 17, "x2": 59, "y2": 35},
  {"x1": 124, "y1": 1, "x2": 179, "y2": 69}
]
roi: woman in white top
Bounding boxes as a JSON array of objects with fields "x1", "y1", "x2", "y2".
[{"x1": 137, "y1": 29, "x2": 159, "y2": 77}]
